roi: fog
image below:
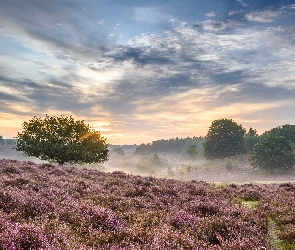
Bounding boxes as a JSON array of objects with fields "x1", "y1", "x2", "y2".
[{"x1": 1, "y1": 143, "x2": 295, "y2": 184}]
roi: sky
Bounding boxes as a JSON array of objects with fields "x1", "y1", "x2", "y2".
[{"x1": 0, "y1": 0, "x2": 295, "y2": 145}]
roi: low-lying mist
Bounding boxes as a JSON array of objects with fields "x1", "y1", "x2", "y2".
[{"x1": 1, "y1": 145, "x2": 295, "y2": 184}]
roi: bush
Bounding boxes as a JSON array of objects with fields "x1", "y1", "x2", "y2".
[
  {"x1": 224, "y1": 158, "x2": 237, "y2": 170},
  {"x1": 249, "y1": 135, "x2": 295, "y2": 172}
]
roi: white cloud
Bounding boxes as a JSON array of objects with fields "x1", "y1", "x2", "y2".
[
  {"x1": 237, "y1": 0, "x2": 247, "y2": 7},
  {"x1": 245, "y1": 10, "x2": 282, "y2": 23},
  {"x1": 202, "y1": 20, "x2": 234, "y2": 31},
  {"x1": 132, "y1": 7, "x2": 171, "y2": 24},
  {"x1": 97, "y1": 19, "x2": 104, "y2": 24},
  {"x1": 205, "y1": 12, "x2": 215, "y2": 17}
]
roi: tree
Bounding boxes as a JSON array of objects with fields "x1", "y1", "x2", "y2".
[
  {"x1": 15, "y1": 115, "x2": 108, "y2": 165},
  {"x1": 112, "y1": 147, "x2": 125, "y2": 156},
  {"x1": 203, "y1": 118, "x2": 246, "y2": 159},
  {"x1": 261, "y1": 124, "x2": 295, "y2": 151},
  {"x1": 244, "y1": 127, "x2": 260, "y2": 153},
  {"x1": 249, "y1": 135, "x2": 295, "y2": 172},
  {"x1": 186, "y1": 145, "x2": 198, "y2": 160}
]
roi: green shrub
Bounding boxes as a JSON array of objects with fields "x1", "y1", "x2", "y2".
[{"x1": 224, "y1": 158, "x2": 237, "y2": 170}]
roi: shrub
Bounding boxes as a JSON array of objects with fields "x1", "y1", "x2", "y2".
[{"x1": 224, "y1": 158, "x2": 237, "y2": 170}]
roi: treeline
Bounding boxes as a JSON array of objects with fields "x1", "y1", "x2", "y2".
[
  {"x1": 0, "y1": 139, "x2": 16, "y2": 147},
  {"x1": 134, "y1": 136, "x2": 205, "y2": 155}
]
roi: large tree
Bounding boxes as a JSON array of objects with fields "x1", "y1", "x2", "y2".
[
  {"x1": 203, "y1": 118, "x2": 246, "y2": 159},
  {"x1": 249, "y1": 135, "x2": 295, "y2": 172},
  {"x1": 15, "y1": 115, "x2": 108, "y2": 165},
  {"x1": 261, "y1": 124, "x2": 295, "y2": 150}
]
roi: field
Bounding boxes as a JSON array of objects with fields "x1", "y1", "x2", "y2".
[
  {"x1": 0, "y1": 159, "x2": 295, "y2": 249},
  {"x1": 107, "y1": 153, "x2": 295, "y2": 184}
]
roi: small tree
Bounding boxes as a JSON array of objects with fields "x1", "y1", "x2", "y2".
[
  {"x1": 249, "y1": 135, "x2": 295, "y2": 172},
  {"x1": 244, "y1": 127, "x2": 260, "y2": 153},
  {"x1": 15, "y1": 115, "x2": 109, "y2": 165},
  {"x1": 203, "y1": 118, "x2": 246, "y2": 159},
  {"x1": 186, "y1": 145, "x2": 198, "y2": 160}
]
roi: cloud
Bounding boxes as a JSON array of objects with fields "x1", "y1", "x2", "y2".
[
  {"x1": 202, "y1": 20, "x2": 235, "y2": 31},
  {"x1": 205, "y1": 12, "x2": 215, "y2": 18},
  {"x1": 1, "y1": 1, "x2": 295, "y2": 142},
  {"x1": 245, "y1": 10, "x2": 283, "y2": 23},
  {"x1": 131, "y1": 7, "x2": 171, "y2": 24},
  {"x1": 236, "y1": 0, "x2": 247, "y2": 8},
  {"x1": 97, "y1": 19, "x2": 105, "y2": 25}
]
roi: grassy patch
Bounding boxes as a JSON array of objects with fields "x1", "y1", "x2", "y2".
[{"x1": 241, "y1": 200, "x2": 259, "y2": 209}]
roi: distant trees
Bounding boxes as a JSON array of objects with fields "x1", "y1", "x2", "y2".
[
  {"x1": 134, "y1": 136, "x2": 204, "y2": 155},
  {"x1": 250, "y1": 135, "x2": 295, "y2": 172},
  {"x1": 186, "y1": 145, "x2": 198, "y2": 160},
  {"x1": 135, "y1": 154, "x2": 167, "y2": 174},
  {"x1": 15, "y1": 115, "x2": 109, "y2": 166},
  {"x1": 203, "y1": 118, "x2": 246, "y2": 159},
  {"x1": 112, "y1": 147, "x2": 125, "y2": 156}
]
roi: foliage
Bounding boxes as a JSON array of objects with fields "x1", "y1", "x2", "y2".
[
  {"x1": 15, "y1": 115, "x2": 108, "y2": 165},
  {"x1": 112, "y1": 147, "x2": 125, "y2": 156},
  {"x1": 244, "y1": 127, "x2": 261, "y2": 153},
  {"x1": 186, "y1": 145, "x2": 198, "y2": 160},
  {"x1": 224, "y1": 158, "x2": 237, "y2": 170},
  {"x1": 135, "y1": 136, "x2": 204, "y2": 155},
  {"x1": 249, "y1": 135, "x2": 295, "y2": 172},
  {"x1": 261, "y1": 124, "x2": 295, "y2": 146},
  {"x1": 203, "y1": 118, "x2": 246, "y2": 159},
  {"x1": 135, "y1": 154, "x2": 167, "y2": 174}
]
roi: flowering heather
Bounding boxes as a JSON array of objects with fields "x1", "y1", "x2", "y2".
[{"x1": 0, "y1": 159, "x2": 294, "y2": 249}]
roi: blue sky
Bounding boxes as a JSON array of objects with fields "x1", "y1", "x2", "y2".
[{"x1": 1, "y1": 0, "x2": 295, "y2": 144}]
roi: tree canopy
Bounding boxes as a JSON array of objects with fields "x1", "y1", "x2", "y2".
[
  {"x1": 244, "y1": 127, "x2": 260, "y2": 153},
  {"x1": 203, "y1": 118, "x2": 246, "y2": 159},
  {"x1": 15, "y1": 115, "x2": 108, "y2": 165},
  {"x1": 249, "y1": 135, "x2": 295, "y2": 172},
  {"x1": 261, "y1": 124, "x2": 295, "y2": 148}
]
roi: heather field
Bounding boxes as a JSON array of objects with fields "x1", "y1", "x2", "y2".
[{"x1": 0, "y1": 159, "x2": 295, "y2": 249}]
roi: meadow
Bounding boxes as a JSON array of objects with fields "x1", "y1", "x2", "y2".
[{"x1": 0, "y1": 159, "x2": 295, "y2": 249}]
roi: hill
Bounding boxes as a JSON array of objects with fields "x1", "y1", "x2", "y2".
[{"x1": 0, "y1": 159, "x2": 294, "y2": 249}]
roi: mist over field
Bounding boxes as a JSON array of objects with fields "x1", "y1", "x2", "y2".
[{"x1": 1, "y1": 139, "x2": 295, "y2": 184}]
